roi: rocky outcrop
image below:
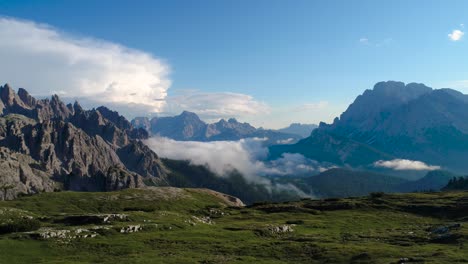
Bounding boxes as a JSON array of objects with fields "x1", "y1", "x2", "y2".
[
  {"x1": 0, "y1": 147, "x2": 56, "y2": 200},
  {"x1": 116, "y1": 141, "x2": 168, "y2": 184},
  {"x1": 0, "y1": 84, "x2": 73, "y2": 122},
  {"x1": 0, "y1": 84, "x2": 167, "y2": 199}
]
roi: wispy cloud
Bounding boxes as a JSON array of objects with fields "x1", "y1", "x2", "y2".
[
  {"x1": 448, "y1": 29, "x2": 464, "y2": 41},
  {"x1": 358, "y1": 37, "x2": 393, "y2": 47},
  {"x1": 163, "y1": 90, "x2": 271, "y2": 120},
  {"x1": 0, "y1": 17, "x2": 171, "y2": 112},
  {"x1": 293, "y1": 101, "x2": 329, "y2": 112},
  {"x1": 359, "y1": 38, "x2": 369, "y2": 45},
  {"x1": 373, "y1": 159, "x2": 441, "y2": 171}
]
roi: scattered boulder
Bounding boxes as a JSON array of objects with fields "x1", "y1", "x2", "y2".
[
  {"x1": 430, "y1": 223, "x2": 461, "y2": 234},
  {"x1": 428, "y1": 223, "x2": 462, "y2": 244},
  {"x1": 397, "y1": 257, "x2": 425, "y2": 263},
  {"x1": 120, "y1": 225, "x2": 141, "y2": 233},
  {"x1": 268, "y1": 224, "x2": 294, "y2": 233},
  {"x1": 58, "y1": 214, "x2": 128, "y2": 225},
  {"x1": 186, "y1": 216, "x2": 214, "y2": 226},
  {"x1": 31, "y1": 227, "x2": 100, "y2": 240}
]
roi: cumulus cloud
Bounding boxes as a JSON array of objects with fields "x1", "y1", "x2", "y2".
[
  {"x1": 0, "y1": 17, "x2": 171, "y2": 113},
  {"x1": 448, "y1": 29, "x2": 464, "y2": 41},
  {"x1": 373, "y1": 159, "x2": 441, "y2": 171},
  {"x1": 0, "y1": 17, "x2": 272, "y2": 121},
  {"x1": 163, "y1": 90, "x2": 270, "y2": 120}
]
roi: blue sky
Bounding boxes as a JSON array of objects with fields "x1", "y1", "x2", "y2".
[{"x1": 1, "y1": 0, "x2": 468, "y2": 128}]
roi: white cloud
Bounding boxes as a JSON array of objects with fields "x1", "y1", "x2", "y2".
[
  {"x1": 373, "y1": 159, "x2": 441, "y2": 171},
  {"x1": 163, "y1": 90, "x2": 270, "y2": 120},
  {"x1": 144, "y1": 136, "x2": 267, "y2": 179},
  {"x1": 0, "y1": 17, "x2": 171, "y2": 113},
  {"x1": 448, "y1": 29, "x2": 464, "y2": 41},
  {"x1": 0, "y1": 17, "x2": 273, "y2": 122}
]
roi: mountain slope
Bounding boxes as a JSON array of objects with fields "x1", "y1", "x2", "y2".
[
  {"x1": 303, "y1": 168, "x2": 407, "y2": 197},
  {"x1": 270, "y1": 81, "x2": 468, "y2": 172},
  {"x1": 396, "y1": 170, "x2": 457, "y2": 192},
  {"x1": 161, "y1": 159, "x2": 300, "y2": 204}
]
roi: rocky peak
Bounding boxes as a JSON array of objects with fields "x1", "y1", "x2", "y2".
[
  {"x1": 0, "y1": 83, "x2": 17, "y2": 106},
  {"x1": 328, "y1": 81, "x2": 433, "y2": 131},
  {"x1": 73, "y1": 101, "x2": 83, "y2": 113},
  {"x1": 179, "y1": 111, "x2": 203, "y2": 123},
  {"x1": 372, "y1": 81, "x2": 432, "y2": 102},
  {"x1": 96, "y1": 106, "x2": 132, "y2": 131},
  {"x1": 17, "y1": 88, "x2": 36, "y2": 107}
]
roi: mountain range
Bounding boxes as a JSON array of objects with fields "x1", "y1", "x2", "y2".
[
  {"x1": 131, "y1": 112, "x2": 313, "y2": 144},
  {"x1": 0, "y1": 84, "x2": 301, "y2": 203},
  {"x1": 270, "y1": 81, "x2": 468, "y2": 173},
  {"x1": 1, "y1": 80, "x2": 466, "y2": 203}
]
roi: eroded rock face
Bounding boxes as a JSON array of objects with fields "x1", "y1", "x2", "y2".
[
  {"x1": 0, "y1": 147, "x2": 56, "y2": 200},
  {"x1": 0, "y1": 84, "x2": 167, "y2": 199}
]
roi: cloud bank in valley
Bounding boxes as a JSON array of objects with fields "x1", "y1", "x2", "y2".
[
  {"x1": 144, "y1": 137, "x2": 330, "y2": 182},
  {"x1": 373, "y1": 159, "x2": 441, "y2": 171}
]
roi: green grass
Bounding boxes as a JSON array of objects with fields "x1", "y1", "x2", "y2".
[{"x1": 1, "y1": 189, "x2": 467, "y2": 263}]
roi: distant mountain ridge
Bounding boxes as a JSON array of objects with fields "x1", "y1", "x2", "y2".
[
  {"x1": 270, "y1": 81, "x2": 468, "y2": 172},
  {"x1": 286, "y1": 168, "x2": 456, "y2": 198},
  {"x1": 132, "y1": 112, "x2": 303, "y2": 144},
  {"x1": 276, "y1": 123, "x2": 317, "y2": 138}
]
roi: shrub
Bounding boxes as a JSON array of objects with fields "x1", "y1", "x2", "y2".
[
  {"x1": 0, "y1": 218, "x2": 41, "y2": 234},
  {"x1": 369, "y1": 192, "x2": 385, "y2": 199},
  {"x1": 286, "y1": 220, "x2": 304, "y2": 225}
]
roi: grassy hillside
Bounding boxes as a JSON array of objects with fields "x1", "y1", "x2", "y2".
[{"x1": 1, "y1": 188, "x2": 468, "y2": 263}]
